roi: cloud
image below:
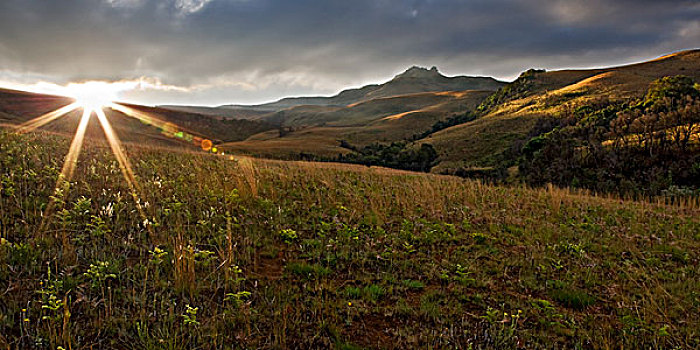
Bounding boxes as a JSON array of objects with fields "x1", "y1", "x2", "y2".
[
  {"x1": 174, "y1": 0, "x2": 215, "y2": 14},
  {"x1": 104, "y1": 0, "x2": 215, "y2": 13},
  {"x1": 0, "y1": 0, "x2": 697, "y2": 105},
  {"x1": 105, "y1": 0, "x2": 145, "y2": 9}
]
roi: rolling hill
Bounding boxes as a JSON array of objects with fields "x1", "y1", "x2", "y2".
[
  {"x1": 221, "y1": 90, "x2": 492, "y2": 158},
  {"x1": 423, "y1": 49, "x2": 700, "y2": 173},
  {"x1": 1, "y1": 50, "x2": 697, "y2": 190},
  {"x1": 217, "y1": 50, "x2": 699, "y2": 168},
  {"x1": 0, "y1": 88, "x2": 276, "y2": 150},
  {"x1": 196, "y1": 66, "x2": 503, "y2": 157}
]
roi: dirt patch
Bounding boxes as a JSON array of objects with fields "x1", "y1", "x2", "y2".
[
  {"x1": 251, "y1": 249, "x2": 285, "y2": 280},
  {"x1": 345, "y1": 313, "x2": 397, "y2": 349}
]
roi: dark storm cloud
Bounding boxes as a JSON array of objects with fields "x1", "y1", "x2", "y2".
[{"x1": 0, "y1": 0, "x2": 697, "y2": 105}]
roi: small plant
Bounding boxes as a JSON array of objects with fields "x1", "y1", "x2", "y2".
[
  {"x1": 279, "y1": 229, "x2": 298, "y2": 244},
  {"x1": 87, "y1": 215, "x2": 111, "y2": 238},
  {"x1": 532, "y1": 299, "x2": 576, "y2": 329},
  {"x1": 363, "y1": 284, "x2": 385, "y2": 303},
  {"x1": 402, "y1": 279, "x2": 425, "y2": 290},
  {"x1": 454, "y1": 264, "x2": 476, "y2": 286},
  {"x1": 481, "y1": 306, "x2": 522, "y2": 348},
  {"x1": 285, "y1": 262, "x2": 330, "y2": 280},
  {"x1": 194, "y1": 248, "x2": 216, "y2": 267},
  {"x1": 41, "y1": 293, "x2": 65, "y2": 322},
  {"x1": 556, "y1": 243, "x2": 585, "y2": 257},
  {"x1": 227, "y1": 264, "x2": 246, "y2": 285},
  {"x1": 35, "y1": 268, "x2": 70, "y2": 347},
  {"x1": 482, "y1": 307, "x2": 502, "y2": 324},
  {"x1": 225, "y1": 291, "x2": 252, "y2": 308},
  {"x1": 83, "y1": 261, "x2": 117, "y2": 289},
  {"x1": 149, "y1": 246, "x2": 168, "y2": 266},
  {"x1": 317, "y1": 220, "x2": 332, "y2": 237},
  {"x1": 344, "y1": 286, "x2": 362, "y2": 299},
  {"x1": 482, "y1": 306, "x2": 522, "y2": 326},
  {"x1": 549, "y1": 287, "x2": 595, "y2": 310},
  {"x1": 471, "y1": 232, "x2": 490, "y2": 245},
  {"x1": 182, "y1": 305, "x2": 200, "y2": 326}
]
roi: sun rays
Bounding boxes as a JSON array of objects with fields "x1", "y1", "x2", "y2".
[
  {"x1": 16, "y1": 102, "x2": 82, "y2": 134},
  {"x1": 18, "y1": 91, "x2": 213, "y2": 234},
  {"x1": 59, "y1": 107, "x2": 93, "y2": 184}
]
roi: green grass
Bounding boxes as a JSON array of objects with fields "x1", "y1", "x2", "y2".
[{"x1": 0, "y1": 130, "x2": 699, "y2": 349}]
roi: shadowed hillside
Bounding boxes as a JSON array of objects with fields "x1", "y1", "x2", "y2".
[{"x1": 0, "y1": 88, "x2": 277, "y2": 149}]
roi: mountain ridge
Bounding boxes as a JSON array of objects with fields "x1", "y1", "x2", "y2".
[{"x1": 214, "y1": 66, "x2": 505, "y2": 113}]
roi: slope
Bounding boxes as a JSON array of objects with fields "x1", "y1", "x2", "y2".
[
  {"x1": 424, "y1": 49, "x2": 700, "y2": 173},
  {"x1": 0, "y1": 88, "x2": 277, "y2": 150},
  {"x1": 221, "y1": 90, "x2": 492, "y2": 158}
]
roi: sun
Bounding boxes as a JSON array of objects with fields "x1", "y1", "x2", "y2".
[
  {"x1": 63, "y1": 81, "x2": 120, "y2": 110},
  {"x1": 75, "y1": 94, "x2": 112, "y2": 111}
]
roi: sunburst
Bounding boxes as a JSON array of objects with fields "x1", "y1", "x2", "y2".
[{"x1": 16, "y1": 82, "x2": 216, "y2": 234}]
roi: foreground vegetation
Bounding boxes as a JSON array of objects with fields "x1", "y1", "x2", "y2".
[{"x1": 0, "y1": 130, "x2": 699, "y2": 349}]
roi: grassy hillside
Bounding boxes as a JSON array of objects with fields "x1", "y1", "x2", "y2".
[
  {"x1": 277, "y1": 90, "x2": 491, "y2": 127},
  {"x1": 158, "y1": 105, "x2": 270, "y2": 121},
  {"x1": 120, "y1": 104, "x2": 277, "y2": 143},
  {"x1": 0, "y1": 88, "x2": 75, "y2": 123},
  {"x1": 1, "y1": 129, "x2": 698, "y2": 349},
  {"x1": 425, "y1": 50, "x2": 700, "y2": 173},
  {"x1": 0, "y1": 89, "x2": 277, "y2": 148},
  {"x1": 222, "y1": 90, "x2": 491, "y2": 158}
]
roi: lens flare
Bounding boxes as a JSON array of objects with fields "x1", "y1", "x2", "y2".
[
  {"x1": 107, "y1": 103, "x2": 206, "y2": 147},
  {"x1": 201, "y1": 139, "x2": 213, "y2": 151}
]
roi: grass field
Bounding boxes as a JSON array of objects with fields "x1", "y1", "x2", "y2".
[{"x1": 0, "y1": 129, "x2": 699, "y2": 349}]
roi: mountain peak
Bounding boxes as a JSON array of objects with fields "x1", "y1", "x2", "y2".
[{"x1": 396, "y1": 65, "x2": 442, "y2": 79}]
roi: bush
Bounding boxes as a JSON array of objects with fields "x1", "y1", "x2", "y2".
[{"x1": 336, "y1": 142, "x2": 439, "y2": 172}]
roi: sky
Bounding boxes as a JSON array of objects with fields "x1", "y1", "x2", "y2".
[{"x1": 0, "y1": 0, "x2": 698, "y2": 106}]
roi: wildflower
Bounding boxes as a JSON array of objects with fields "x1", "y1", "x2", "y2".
[{"x1": 100, "y1": 202, "x2": 114, "y2": 217}]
